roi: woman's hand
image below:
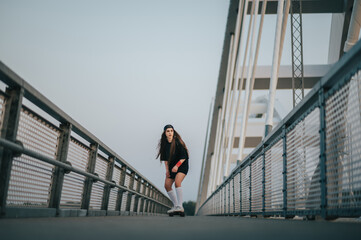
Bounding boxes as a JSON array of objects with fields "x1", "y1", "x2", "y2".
[{"x1": 172, "y1": 166, "x2": 178, "y2": 173}]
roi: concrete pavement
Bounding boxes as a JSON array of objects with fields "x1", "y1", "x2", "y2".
[{"x1": 1, "y1": 215, "x2": 360, "y2": 240}]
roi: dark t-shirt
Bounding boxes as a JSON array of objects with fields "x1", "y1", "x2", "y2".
[{"x1": 161, "y1": 140, "x2": 189, "y2": 169}]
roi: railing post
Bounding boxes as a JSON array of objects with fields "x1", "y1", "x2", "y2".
[
  {"x1": 152, "y1": 190, "x2": 157, "y2": 214},
  {"x1": 147, "y1": 186, "x2": 152, "y2": 214},
  {"x1": 262, "y1": 145, "x2": 266, "y2": 217},
  {"x1": 139, "y1": 180, "x2": 146, "y2": 214},
  {"x1": 159, "y1": 194, "x2": 163, "y2": 214},
  {"x1": 157, "y1": 191, "x2": 161, "y2": 214},
  {"x1": 0, "y1": 87, "x2": 23, "y2": 216},
  {"x1": 249, "y1": 161, "x2": 252, "y2": 214},
  {"x1": 154, "y1": 191, "x2": 159, "y2": 214},
  {"x1": 115, "y1": 165, "x2": 126, "y2": 212},
  {"x1": 239, "y1": 168, "x2": 242, "y2": 215},
  {"x1": 101, "y1": 156, "x2": 115, "y2": 211},
  {"x1": 282, "y1": 125, "x2": 288, "y2": 218},
  {"x1": 151, "y1": 187, "x2": 155, "y2": 214},
  {"x1": 223, "y1": 185, "x2": 226, "y2": 215},
  {"x1": 48, "y1": 123, "x2": 72, "y2": 212},
  {"x1": 148, "y1": 185, "x2": 154, "y2": 214},
  {"x1": 319, "y1": 89, "x2": 327, "y2": 219},
  {"x1": 149, "y1": 187, "x2": 154, "y2": 214},
  {"x1": 160, "y1": 193, "x2": 163, "y2": 214},
  {"x1": 144, "y1": 183, "x2": 150, "y2": 214},
  {"x1": 232, "y1": 177, "x2": 235, "y2": 213},
  {"x1": 228, "y1": 180, "x2": 231, "y2": 214},
  {"x1": 81, "y1": 143, "x2": 98, "y2": 211},
  {"x1": 126, "y1": 171, "x2": 135, "y2": 215},
  {"x1": 133, "y1": 176, "x2": 142, "y2": 214}
]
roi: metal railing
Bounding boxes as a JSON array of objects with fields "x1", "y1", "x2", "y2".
[
  {"x1": 197, "y1": 40, "x2": 361, "y2": 219},
  {"x1": 0, "y1": 61, "x2": 171, "y2": 218}
]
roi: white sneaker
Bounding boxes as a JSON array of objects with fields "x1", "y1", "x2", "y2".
[
  {"x1": 175, "y1": 205, "x2": 184, "y2": 212},
  {"x1": 167, "y1": 206, "x2": 177, "y2": 214}
]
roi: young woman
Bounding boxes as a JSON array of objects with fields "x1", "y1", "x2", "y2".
[{"x1": 157, "y1": 124, "x2": 189, "y2": 213}]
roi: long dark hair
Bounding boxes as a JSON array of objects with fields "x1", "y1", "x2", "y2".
[{"x1": 157, "y1": 129, "x2": 189, "y2": 164}]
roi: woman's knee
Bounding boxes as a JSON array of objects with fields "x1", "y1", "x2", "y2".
[
  {"x1": 164, "y1": 181, "x2": 173, "y2": 191},
  {"x1": 174, "y1": 173, "x2": 186, "y2": 188}
]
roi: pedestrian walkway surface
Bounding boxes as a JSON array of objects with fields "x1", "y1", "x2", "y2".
[{"x1": 1, "y1": 215, "x2": 360, "y2": 240}]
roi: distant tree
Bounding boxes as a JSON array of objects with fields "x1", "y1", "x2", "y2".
[{"x1": 182, "y1": 201, "x2": 196, "y2": 216}]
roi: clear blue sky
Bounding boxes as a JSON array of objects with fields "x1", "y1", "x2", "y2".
[
  {"x1": 0, "y1": 0, "x2": 332, "y2": 202},
  {"x1": 0, "y1": 0, "x2": 230, "y2": 201}
]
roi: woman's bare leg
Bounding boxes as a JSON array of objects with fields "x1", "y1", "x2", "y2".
[
  {"x1": 174, "y1": 173, "x2": 186, "y2": 188},
  {"x1": 165, "y1": 177, "x2": 178, "y2": 208},
  {"x1": 164, "y1": 177, "x2": 175, "y2": 192}
]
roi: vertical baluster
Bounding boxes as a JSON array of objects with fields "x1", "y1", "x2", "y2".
[
  {"x1": 139, "y1": 180, "x2": 146, "y2": 214},
  {"x1": 144, "y1": 183, "x2": 150, "y2": 215},
  {"x1": 152, "y1": 187, "x2": 156, "y2": 214},
  {"x1": 262, "y1": 145, "x2": 266, "y2": 217},
  {"x1": 319, "y1": 89, "x2": 327, "y2": 219},
  {"x1": 239, "y1": 168, "x2": 242, "y2": 215},
  {"x1": 115, "y1": 165, "x2": 126, "y2": 213},
  {"x1": 149, "y1": 186, "x2": 154, "y2": 214},
  {"x1": 101, "y1": 156, "x2": 115, "y2": 211},
  {"x1": 133, "y1": 176, "x2": 141, "y2": 214},
  {"x1": 81, "y1": 143, "x2": 99, "y2": 212},
  {"x1": 0, "y1": 87, "x2": 23, "y2": 216},
  {"x1": 228, "y1": 180, "x2": 231, "y2": 214},
  {"x1": 249, "y1": 161, "x2": 252, "y2": 214},
  {"x1": 48, "y1": 123, "x2": 72, "y2": 213},
  {"x1": 282, "y1": 125, "x2": 288, "y2": 218},
  {"x1": 222, "y1": 184, "x2": 227, "y2": 214},
  {"x1": 232, "y1": 176, "x2": 235, "y2": 214},
  {"x1": 126, "y1": 171, "x2": 135, "y2": 215},
  {"x1": 154, "y1": 191, "x2": 159, "y2": 214}
]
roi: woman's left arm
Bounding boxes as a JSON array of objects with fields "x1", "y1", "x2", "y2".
[
  {"x1": 171, "y1": 159, "x2": 185, "y2": 173},
  {"x1": 171, "y1": 142, "x2": 188, "y2": 173}
]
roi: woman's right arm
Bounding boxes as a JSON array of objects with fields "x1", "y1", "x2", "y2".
[{"x1": 164, "y1": 161, "x2": 170, "y2": 178}]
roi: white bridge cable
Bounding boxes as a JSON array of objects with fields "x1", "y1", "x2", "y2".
[
  {"x1": 197, "y1": 97, "x2": 214, "y2": 205},
  {"x1": 207, "y1": 154, "x2": 215, "y2": 197},
  {"x1": 212, "y1": 34, "x2": 235, "y2": 192},
  {"x1": 210, "y1": 107, "x2": 223, "y2": 193},
  {"x1": 278, "y1": 0, "x2": 291, "y2": 69},
  {"x1": 344, "y1": 0, "x2": 361, "y2": 52},
  {"x1": 237, "y1": 0, "x2": 269, "y2": 162},
  {"x1": 215, "y1": 0, "x2": 245, "y2": 187},
  {"x1": 264, "y1": 0, "x2": 289, "y2": 136},
  {"x1": 221, "y1": 0, "x2": 251, "y2": 180},
  {"x1": 223, "y1": 0, "x2": 257, "y2": 178}
]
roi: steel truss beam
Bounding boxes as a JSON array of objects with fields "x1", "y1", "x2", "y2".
[{"x1": 291, "y1": 0, "x2": 305, "y2": 107}]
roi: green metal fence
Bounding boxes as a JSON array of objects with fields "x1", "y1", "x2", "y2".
[
  {"x1": 0, "y1": 62, "x2": 171, "y2": 218},
  {"x1": 197, "y1": 40, "x2": 361, "y2": 220}
]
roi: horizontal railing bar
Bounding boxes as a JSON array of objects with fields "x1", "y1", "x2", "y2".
[{"x1": 0, "y1": 137, "x2": 170, "y2": 208}]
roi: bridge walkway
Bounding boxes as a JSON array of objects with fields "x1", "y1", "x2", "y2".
[{"x1": 1, "y1": 215, "x2": 360, "y2": 240}]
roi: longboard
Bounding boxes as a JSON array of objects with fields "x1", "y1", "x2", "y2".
[{"x1": 169, "y1": 211, "x2": 185, "y2": 217}]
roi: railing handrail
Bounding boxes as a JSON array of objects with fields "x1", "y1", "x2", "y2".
[
  {"x1": 0, "y1": 61, "x2": 166, "y2": 197},
  {"x1": 0, "y1": 137, "x2": 169, "y2": 208}
]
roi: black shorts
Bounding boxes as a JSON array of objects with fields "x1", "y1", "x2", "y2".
[{"x1": 169, "y1": 160, "x2": 189, "y2": 179}]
